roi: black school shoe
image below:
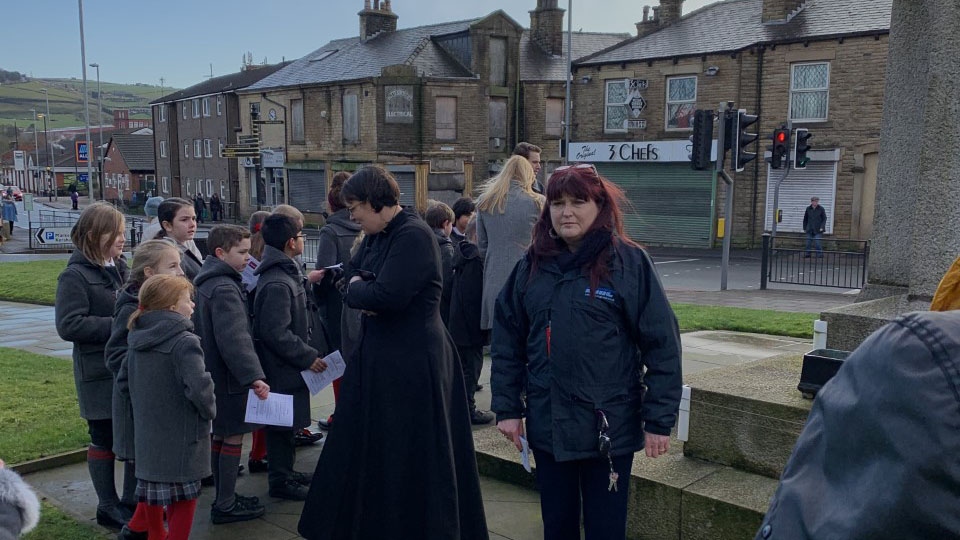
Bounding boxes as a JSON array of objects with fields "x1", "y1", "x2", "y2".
[
  {"x1": 211, "y1": 496, "x2": 265, "y2": 525},
  {"x1": 96, "y1": 504, "x2": 130, "y2": 529},
  {"x1": 117, "y1": 525, "x2": 148, "y2": 540},
  {"x1": 247, "y1": 458, "x2": 269, "y2": 473},
  {"x1": 294, "y1": 428, "x2": 324, "y2": 446},
  {"x1": 268, "y1": 479, "x2": 309, "y2": 501}
]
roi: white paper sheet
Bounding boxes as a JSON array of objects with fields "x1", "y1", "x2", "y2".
[
  {"x1": 520, "y1": 436, "x2": 532, "y2": 473},
  {"x1": 243, "y1": 389, "x2": 293, "y2": 427},
  {"x1": 301, "y1": 350, "x2": 346, "y2": 395}
]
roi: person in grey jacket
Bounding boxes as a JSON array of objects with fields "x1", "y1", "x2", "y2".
[
  {"x1": 120, "y1": 274, "x2": 214, "y2": 540},
  {"x1": 253, "y1": 214, "x2": 326, "y2": 501},
  {"x1": 425, "y1": 201, "x2": 456, "y2": 326},
  {"x1": 476, "y1": 154, "x2": 544, "y2": 331},
  {"x1": 0, "y1": 460, "x2": 40, "y2": 540},
  {"x1": 103, "y1": 239, "x2": 183, "y2": 540},
  {"x1": 194, "y1": 225, "x2": 270, "y2": 523},
  {"x1": 755, "y1": 310, "x2": 960, "y2": 540},
  {"x1": 492, "y1": 164, "x2": 682, "y2": 540},
  {"x1": 54, "y1": 202, "x2": 132, "y2": 530}
]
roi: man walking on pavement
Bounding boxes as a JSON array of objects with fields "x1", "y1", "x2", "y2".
[
  {"x1": 512, "y1": 142, "x2": 544, "y2": 194},
  {"x1": 803, "y1": 196, "x2": 826, "y2": 258}
]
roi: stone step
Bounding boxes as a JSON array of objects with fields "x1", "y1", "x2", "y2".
[
  {"x1": 683, "y1": 354, "x2": 812, "y2": 479},
  {"x1": 474, "y1": 427, "x2": 778, "y2": 540}
]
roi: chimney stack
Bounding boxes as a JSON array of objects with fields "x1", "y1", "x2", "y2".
[
  {"x1": 530, "y1": 0, "x2": 566, "y2": 57},
  {"x1": 359, "y1": 0, "x2": 398, "y2": 41},
  {"x1": 658, "y1": 0, "x2": 682, "y2": 27},
  {"x1": 762, "y1": 0, "x2": 805, "y2": 23},
  {"x1": 635, "y1": 5, "x2": 659, "y2": 37}
]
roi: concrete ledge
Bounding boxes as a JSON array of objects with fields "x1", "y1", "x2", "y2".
[
  {"x1": 474, "y1": 427, "x2": 775, "y2": 540},
  {"x1": 821, "y1": 293, "x2": 930, "y2": 351},
  {"x1": 11, "y1": 448, "x2": 87, "y2": 475},
  {"x1": 683, "y1": 355, "x2": 811, "y2": 479}
]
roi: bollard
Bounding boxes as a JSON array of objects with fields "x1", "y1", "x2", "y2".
[{"x1": 813, "y1": 319, "x2": 828, "y2": 350}]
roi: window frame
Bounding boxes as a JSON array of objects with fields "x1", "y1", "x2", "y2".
[
  {"x1": 182, "y1": 102, "x2": 187, "y2": 120},
  {"x1": 291, "y1": 98, "x2": 305, "y2": 143},
  {"x1": 218, "y1": 138, "x2": 224, "y2": 158},
  {"x1": 342, "y1": 91, "x2": 360, "y2": 143},
  {"x1": 604, "y1": 79, "x2": 629, "y2": 134},
  {"x1": 158, "y1": 105, "x2": 166, "y2": 123},
  {"x1": 435, "y1": 96, "x2": 458, "y2": 141},
  {"x1": 789, "y1": 62, "x2": 831, "y2": 123},
  {"x1": 202, "y1": 97, "x2": 211, "y2": 117},
  {"x1": 194, "y1": 139, "x2": 202, "y2": 158},
  {"x1": 159, "y1": 140, "x2": 167, "y2": 158},
  {"x1": 545, "y1": 98, "x2": 564, "y2": 138},
  {"x1": 183, "y1": 140, "x2": 190, "y2": 159},
  {"x1": 161, "y1": 176, "x2": 169, "y2": 194},
  {"x1": 216, "y1": 96, "x2": 223, "y2": 116},
  {"x1": 203, "y1": 139, "x2": 212, "y2": 158},
  {"x1": 489, "y1": 37, "x2": 508, "y2": 87},
  {"x1": 192, "y1": 99, "x2": 200, "y2": 118},
  {"x1": 665, "y1": 75, "x2": 697, "y2": 131}
]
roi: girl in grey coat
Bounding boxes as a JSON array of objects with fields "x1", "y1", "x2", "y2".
[
  {"x1": 476, "y1": 155, "x2": 544, "y2": 330},
  {"x1": 54, "y1": 202, "x2": 132, "y2": 529},
  {"x1": 103, "y1": 240, "x2": 184, "y2": 538},
  {"x1": 155, "y1": 197, "x2": 202, "y2": 281},
  {"x1": 119, "y1": 274, "x2": 215, "y2": 540}
]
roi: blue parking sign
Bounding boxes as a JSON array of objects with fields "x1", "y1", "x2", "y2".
[
  {"x1": 78, "y1": 173, "x2": 89, "y2": 183},
  {"x1": 46, "y1": 232, "x2": 55, "y2": 240}
]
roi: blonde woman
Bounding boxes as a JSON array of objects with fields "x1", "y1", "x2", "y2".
[
  {"x1": 54, "y1": 202, "x2": 131, "y2": 529},
  {"x1": 475, "y1": 155, "x2": 545, "y2": 331}
]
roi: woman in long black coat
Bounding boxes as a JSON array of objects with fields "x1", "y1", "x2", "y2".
[{"x1": 298, "y1": 166, "x2": 488, "y2": 540}]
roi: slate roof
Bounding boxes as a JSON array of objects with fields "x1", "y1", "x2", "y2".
[
  {"x1": 109, "y1": 134, "x2": 155, "y2": 171},
  {"x1": 150, "y1": 63, "x2": 291, "y2": 104},
  {"x1": 244, "y1": 19, "x2": 480, "y2": 92},
  {"x1": 520, "y1": 31, "x2": 630, "y2": 81},
  {"x1": 579, "y1": 0, "x2": 892, "y2": 66}
]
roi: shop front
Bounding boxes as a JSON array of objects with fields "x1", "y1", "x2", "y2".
[{"x1": 569, "y1": 140, "x2": 717, "y2": 248}]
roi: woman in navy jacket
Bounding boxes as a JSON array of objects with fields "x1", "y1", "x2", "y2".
[{"x1": 491, "y1": 164, "x2": 682, "y2": 540}]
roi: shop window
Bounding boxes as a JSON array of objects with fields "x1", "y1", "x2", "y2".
[{"x1": 665, "y1": 76, "x2": 696, "y2": 130}]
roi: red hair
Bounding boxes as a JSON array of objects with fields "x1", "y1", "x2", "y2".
[{"x1": 528, "y1": 165, "x2": 638, "y2": 289}]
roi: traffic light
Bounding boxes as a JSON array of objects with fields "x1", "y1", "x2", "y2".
[
  {"x1": 689, "y1": 109, "x2": 713, "y2": 171},
  {"x1": 733, "y1": 109, "x2": 758, "y2": 172},
  {"x1": 767, "y1": 127, "x2": 789, "y2": 169},
  {"x1": 794, "y1": 128, "x2": 812, "y2": 169}
]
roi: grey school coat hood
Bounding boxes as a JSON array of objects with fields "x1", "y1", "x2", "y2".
[{"x1": 756, "y1": 310, "x2": 960, "y2": 540}]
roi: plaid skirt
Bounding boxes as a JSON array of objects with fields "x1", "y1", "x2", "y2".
[{"x1": 136, "y1": 479, "x2": 202, "y2": 506}]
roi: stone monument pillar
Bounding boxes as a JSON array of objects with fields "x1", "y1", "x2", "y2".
[{"x1": 823, "y1": 0, "x2": 960, "y2": 350}]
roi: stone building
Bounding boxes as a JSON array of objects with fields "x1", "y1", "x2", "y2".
[
  {"x1": 570, "y1": 0, "x2": 891, "y2": 247},
  {"x1": 149, "y1": 63, "x2": 288, "y2": 220},
  {"x1": 235, "y1": 0, "x2": 627, "y2": 221}
]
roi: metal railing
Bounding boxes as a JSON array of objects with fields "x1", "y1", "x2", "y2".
[{"x1": 761, "y1": 233, "x2": 869, "y2": 290}]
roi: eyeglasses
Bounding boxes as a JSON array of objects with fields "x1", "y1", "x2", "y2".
[
  {"x1": 346, "y1": 203, "x2": 362, "y2": 215},
  {"x1": 296, "y1": 233, "x2": 307, "y2": 239},
  {"x1": 554, "y1": 163, "x2": 599, "y2": 175}
]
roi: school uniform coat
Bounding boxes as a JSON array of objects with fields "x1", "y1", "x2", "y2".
[
  {"x1": 433, "y1": 228, "x2": 455, "y2": 326},
  {"x1": 177, "y1": 241, "x2": 203, "y2": 282},
  {"x1": 195, "y1": 255, "x2": 266, "y2": 436},
  {"x1": 448, "y1": 239, "x2": 485, "y2": 348},
  {"x1": 298, "y1": 209, "x2": 488, "y2": 540},
  {"x1": 476, "y1": 184, "x2": 542, "y2": 330},
  {"x1": 55, "y1": 251, "x2": 128, "y2": 420},
  {"x1": 120, "y1": 311, "x2": 215, "y2": 483},
  {"x1": 103, "y1": 284, "x2": 139, "y2": 460},
  {"x1": 313, "y1": 208, "x2": 361, "y2": 351},
  {"x1": 252, "y1": 245, "x2": 318, "y2": 430}
]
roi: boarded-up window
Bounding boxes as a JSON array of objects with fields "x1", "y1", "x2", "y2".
[
  {"x1": 489, "y1": 37, "x2": 508, "y2": 87},
  {"x1": 436, "y1": 96, "x2": 457, "y2": 140},
  {"x1": 545, "y1": 98, "x2": 564, "y2": 137},
  {"x1": 343, "y1": 92, "x2": 359, "y2": 143},
  {"x1": 291, "y1": 99, "x2": 304, "y2": 142},
  {"x1": 489, "y1": 97, "x2": 507, "y2": 151}
]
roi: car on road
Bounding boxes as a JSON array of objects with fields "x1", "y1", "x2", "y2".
[{"x1": 1, "y1": 185, "x2": 23, "y2": 201}]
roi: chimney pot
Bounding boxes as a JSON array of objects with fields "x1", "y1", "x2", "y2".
[
  {"x1": 384, "y1": 0, "x2": 391, "y2": 11},
  {"x1": 364, "y1": 0, "x2": 371, "y2": 9},
  {"x1": 643, "y1": 5, "x2": 650, "y2": 21}
]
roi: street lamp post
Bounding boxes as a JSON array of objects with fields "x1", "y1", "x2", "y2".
[
  {"x1": 90, "y1": 63, "x2": 105, "y2": 203},
  {"x1": 39, "y1": 113, "x2": 51, "y2": 201},
  {"x1": 78, "y1": 0, "x2": 95, "y2": 203},
  {"x1": 41, "y1": 88, "x2": 55, "y2": 200},
  {"x1": 29, "y1": 109, "x2": 39, "y2": 193}
]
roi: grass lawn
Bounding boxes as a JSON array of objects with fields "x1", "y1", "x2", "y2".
[
  {"x1": 0, "y1": 260, "x2": 66, "y2": 305},
  {"x1": 0, "y1": 348, "x2": 88, "y2": 465},
  {"x1": 674, "y1": 303, "x2": 817, "y2": 338},
  {"x1": 23, "y1": 502, "x2": 110, "y2": 540}
]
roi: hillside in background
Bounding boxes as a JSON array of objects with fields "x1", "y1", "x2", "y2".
[{"x1": 0, "y1": 76, "x2": 178, "y2": 151}]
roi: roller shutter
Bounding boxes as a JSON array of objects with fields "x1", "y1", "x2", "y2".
[
  {"x1": 287, "y1": 168, "x2": 326, "y2": 214},
  {"x1": 393, "y1": 171, "x2": 416, "y2": 207},
  {"x1": 595, "y1": 163, "x2": 716, "y2": 247},
  {"x1": 763, "y1": 159, "x2": 837, "y2": 234}
]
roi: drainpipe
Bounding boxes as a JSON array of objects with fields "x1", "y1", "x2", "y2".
[
  {"x1": 749, "y1": 45, "x2": 765, "y2": 248},
  {"x1": 261, "y1": 92, "x2": 288, "y2": 204}
]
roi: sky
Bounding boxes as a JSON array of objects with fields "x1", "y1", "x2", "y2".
[{"x1": 4, "y1": 0, "x2": 717, "y2": 90}]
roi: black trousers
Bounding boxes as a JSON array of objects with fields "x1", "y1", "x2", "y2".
[
  {"x1": 265, "y1": 428, "x2": 296, "y2": 488},
  {"x1": 456, "y1": 345, "x2": 483, "y2": 411},
  {"x1": 531, "y1": 447, "x2": 633, "y2": 540}
]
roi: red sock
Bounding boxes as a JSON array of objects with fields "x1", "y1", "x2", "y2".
[
  {"x1": 143, "y1": 504, "x2": 165, "y2": 540},
  {"x1": 250, "y1": 429, "x2": 266, "y2": 461},
  {"x1": 127, "y1": 502, "x2": 149, "y2": 533},
  {"x1": 166, "y1": 499, "x2": 197, "y2": 540}
]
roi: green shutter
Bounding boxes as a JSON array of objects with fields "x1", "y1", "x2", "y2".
[{"x1": 595, "y1": 163, "x2": 716, "y2": 248}]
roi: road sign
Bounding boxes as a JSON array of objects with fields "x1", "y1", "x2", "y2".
[
  {"x1": 76, "y1": 141, "x2": 89, "y2": 163},
  {"x1": 78, "y1": 173, "x2": 89, "y2": 183},
  {"x1": 34, "y1": 227, "x2": 73, "y2": 245}
]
